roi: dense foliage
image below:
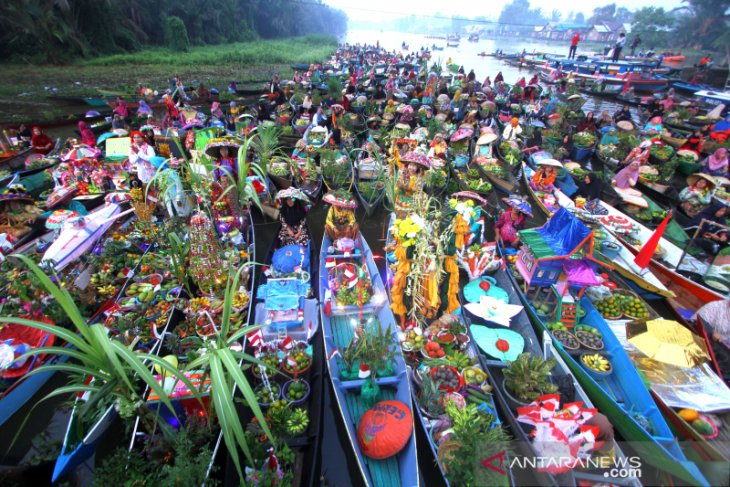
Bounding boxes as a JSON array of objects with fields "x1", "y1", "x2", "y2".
[{"x1": 0, "y1": 0, "x2": 347, "y2": 62}]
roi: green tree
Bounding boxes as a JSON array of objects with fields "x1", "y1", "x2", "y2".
[
  {"x1": 165, "y1": 15, "x2": 190, "y2": 52},
  {"x1": 673, "y1": 0, "x2": 730, "y2": 50},
  {"x1": 631, "y1": 7, "x2": 675, "y2": 49},
  {"x1": 588, "y1": 4, "x2": 617, "y2": 24}
]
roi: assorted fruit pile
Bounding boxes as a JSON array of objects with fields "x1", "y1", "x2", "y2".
[
  {"x1": 431, "y1": 365, "x2": 462, "y2": 391},
  {"x1": 423, "y1": 341, "x2": 446, "y2": 358},
  {"x1": 620, "y1": 295, "x2": 649, "y2": 319},
  {"x1": 255, "y1": 383, "x2": 281, "y2": 405},
  {"x1": 535, "y1": 303, "x2": 553, "y2": 317},
  {"x1": 401, "y1": 328, "x2": 426, "y2": 351},
  {"x1": 462, "y1": 366, "x2": 488, "y2": 386},
  {"x1": 595, "y1": 296, "x2": 622, "y2": 319},
  {"x1": 581, "y1": 353, "x2": 612, "y2": 374},
  {"x1": 574, "y1": 326, "x2": 604, "y2": 350},
  {"x1": 284, "y1": 380, "x2": 308, "y2": 401},
  {"x1": 284, "y1": 350, "x2": 312, "y2": 374},
  {"x1": 125, "y1": 282, "x2": 157, "y2": 303},
  {"x1": 552, "y1": 329, "x2": 579, "y2": 350}
]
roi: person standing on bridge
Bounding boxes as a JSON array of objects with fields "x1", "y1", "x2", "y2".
[{"x1": 568, "y1": 32, "x2": 580, "y2": 59}]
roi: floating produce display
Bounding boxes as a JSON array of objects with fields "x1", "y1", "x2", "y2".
[{"x1": 1, "y1": 38, "x2": 729, "y2": 487}]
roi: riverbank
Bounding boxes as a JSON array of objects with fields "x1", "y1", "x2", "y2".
[{"x1": 0, "y1": 35, "x2": 337, "y2": 123}]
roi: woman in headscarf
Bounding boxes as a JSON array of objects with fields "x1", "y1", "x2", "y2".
[
  {"x1": 611, "y1": 161, "x2": 641, "y2": 190},
  {"x1": 516, "y1": 77, "x2": 526, "y2": 88},
  {"x1": 678, "y1": 128, "x2": 705, "y2": 155},
  {"x1": 502, "y1": 117, "x2": 522, "y2": 141},
  {"x1": 595, "y1": 110, "x2": 613, "y2": 129},
  {"x1": 702, "y1": 148, "x2": 728, "y2": 176},
  {"x1": 496, "y1": 197, "x2": 532, "y2": 248},
  {"x1": 136, "y1": 100, "x2": 153, "y2": 118},
  {"x1": 77, "y1": 121, "x2": 97, "y2": 147},
  {"x1": 494, "y1": 71, "x2": 504, "y2": 83},
  {"x1": 128, "y1": 130, "x2": 156, "y2": 184},
  {"x1": 683, "y1": 202, "x2": 728, "y2": 256},
  {"x1": 210, "y1": 101, "x2": 224, "y2": 123},
  {"x1": 621, "y1": 140, "x2": 651, "y2": 168},
  {"x1": 30, "y1": 126, "x2": 53, "y2": 155},
  {"x1": 613, "y1": 105, "x2": 632, "y2": 124},
  {"x1": 482, "y1": 76, "x2": 491, "y2": 88},
  {"x1": 576, "y1": 112, "x2": 597, "y2": 133},
  {"x1": 679, "y1": 173, "x2": 715, "y2": 218},
  {"x1": 276, "y1": 189, "x2": 311, "y2": 246},
  {"x1": 530, "y1": 163, "x2": 558, "y2": 191},
  {"x1": 575, "y1": 172, "x2": 604, "y2": 201},
  {"x1": 643, "y1": 116, "x2": 663, "y2": 136},
  {"x1": 599, "y1": 127, "x2": 619, "y2": 147},
  {"x1": 113, "y1": 97, "x2": 129, "y2": 119}
]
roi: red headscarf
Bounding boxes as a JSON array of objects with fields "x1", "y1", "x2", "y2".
[{"x1": 31, "y1": 126, "x2": 53, "y2": 155}]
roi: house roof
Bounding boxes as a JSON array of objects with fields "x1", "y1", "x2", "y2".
[{"x1": 592, "y1": 24, "x2": 611, "y2": 33}]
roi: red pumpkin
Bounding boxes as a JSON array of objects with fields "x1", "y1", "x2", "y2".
[{"x1": 357, "y1": 400, "x2": 413, "y2": 459}]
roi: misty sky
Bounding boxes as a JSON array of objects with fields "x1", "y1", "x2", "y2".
[{"x1": 323, "y1": 0, "x2": 684, "y2": 23}]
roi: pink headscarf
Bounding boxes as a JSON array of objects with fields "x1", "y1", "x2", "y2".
[
  {"x1": 113, "y1": 99, "x2": 128, "y2": 118},
  {"x1": 612, "y1": 162, "x2": 640, "y2": 189},
  {"x1": 78, "y1": 121, "x2": 96, "y2": 147},
  {"x1": 707, "y1": 148, "x2": 728, "y2": 172}
]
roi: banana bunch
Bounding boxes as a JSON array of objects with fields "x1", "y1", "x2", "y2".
[
  {"x1": 97, "y1": 285, "x2": 117, "y2": 297},
  {"x1": 582, "y1": 353, "x2": 611, "y2": 372},
  {"x1": 232, "y1": 291, "x2": 249, "y2": 309}
]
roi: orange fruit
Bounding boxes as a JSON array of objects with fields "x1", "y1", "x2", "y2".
[{"x1": 678, "y1": 409, "x2": 699, "y2": 422}]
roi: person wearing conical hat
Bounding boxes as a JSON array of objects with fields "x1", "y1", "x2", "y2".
[
  {"x1": 679, "y1": 173, "x2": 716, "y2": 218},
  {"x1": 276, "y1": 188, "x2": 311, "y2": 246},
  {"x1": 323, "y1": 190, "x2": 359, "y2": 241},
  {"x1": 497, "y1": 196, "x2": 533, "y2": 248}
]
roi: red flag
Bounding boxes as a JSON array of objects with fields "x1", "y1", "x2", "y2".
[
  {"x1": 247, "y1": 328, "x2": 264, "y2": 349},
  {"x1": 634, "y1": 212, "x2": 671, "y2": 269}
]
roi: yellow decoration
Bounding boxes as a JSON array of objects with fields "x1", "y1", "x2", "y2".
[
  {"x1": 390, "y1": 240, "x2": 410, "y2": 321},
  {"x1": 442, "y1": 255, "x2": 460, "y2": 313}
]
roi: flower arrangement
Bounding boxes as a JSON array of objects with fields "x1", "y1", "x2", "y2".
[{"x1": 393, "y1": 214, "x2": 427, "y2": 248}]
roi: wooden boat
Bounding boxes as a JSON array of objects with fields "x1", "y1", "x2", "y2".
[
  {"x1": 354, "y1": 173, "x2": 385, "y2": 217},
  {"x1": 291, "y1": 158, "x2": 323, "y2": 201},
  {"x1": 0, "y1": 147, "x2": 33, "y2": 171},
  {"x1": 462, "y1": 268, "x2": 641, "y2": 487},
  {"x1": 577, "y1": 83, "x2": 623, "y2": 98},
  {"x1": 46, "y1": 95, "x2": 110, "y2": 108},
  {"x1": 130, "y1": 215, "x2": 267, "y2": 486},
  {"x1": 598, "y1": 200, "x2": 729, "y2": 308},
  {"x1": 42, "y1": 202, "x2": 129, "y2": 271},
  {"x1": 522, "y1": 161, "x2": 575, "y2": 216},
  {"x1": 409, "y1": 311, "x2": 516, "y2": 487},
  {"x1": 451, "y1": 163, "x2": 497, "y2": 205},
  {"x1": 574, "y1": 212, "x2": 675, "y2": 298},
  {"x1": 473, "y1": 135, "x2": 521, "y2": 194},
  {"x1": 319, "y1": 231, "x2": 419, "y2": 487},
  {"x1": 505, "y1": 265, "x2": 710, "y2": 485}
]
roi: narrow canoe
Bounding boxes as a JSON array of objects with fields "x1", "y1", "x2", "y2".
[{"x1": 319, "y1": 231, "x2": 419, "y2": 487}]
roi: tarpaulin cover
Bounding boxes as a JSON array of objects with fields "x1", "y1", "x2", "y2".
[
  {"x1": 533, "y1": 207, "x2": 592, "y2": 257},
  {"x1": 562, "y1": 259, "x2": 599, "y2": 286},
  {"x1": 256, "y1": 278, "x2": 308, "y2": 311},
  {"x1": 555, "y1": 169, "x2": 578, "y2": 197},
  {"x1": 520, "y1": 229, "x2": 556, "y2": 259}
]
